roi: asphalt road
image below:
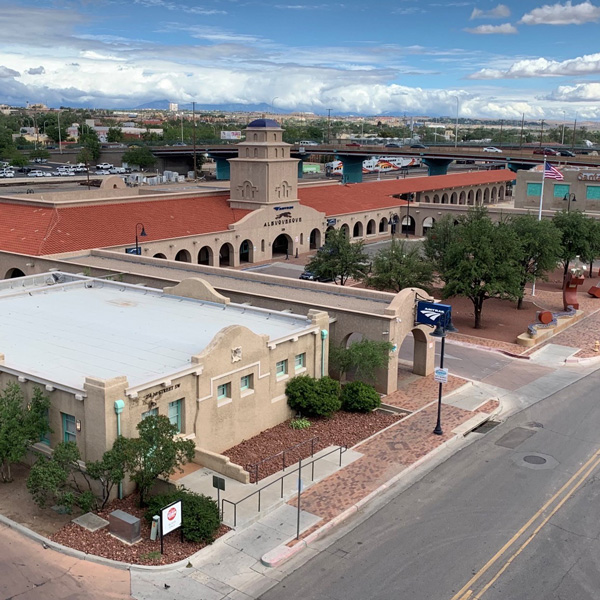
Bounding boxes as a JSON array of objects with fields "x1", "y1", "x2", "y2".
[{"x1": 260, "y1": 367, "x2": 600, "y2": 600}]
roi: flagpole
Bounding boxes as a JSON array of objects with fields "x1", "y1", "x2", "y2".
[{"x1": 532, "y1": 159, "x2": 547, "y2": 297}]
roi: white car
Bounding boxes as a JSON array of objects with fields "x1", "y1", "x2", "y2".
[
  {"x1": 4, "y1": 170, "x2": 14, "y2": 178},
  {"x1": 483, "y1": 146, "x2": 502, "y2": 153},
  {"x1": 96, "y1": 163, "x2": 113, "y2": 170},
  {"x1": 28, "y1": 170, "x2": 44, "y2": 177}
]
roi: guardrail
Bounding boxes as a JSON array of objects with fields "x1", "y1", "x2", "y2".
[
  {"x1": 223, "y1": 445, "x2": 346, "y2": 527},
  {"x1": 245, "y1": 436, "x2": 319, "y2": 484}
]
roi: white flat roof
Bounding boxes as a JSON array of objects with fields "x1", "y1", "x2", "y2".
[{"x1": 0, "y1": 275, "x2": 312, "y2": 390}]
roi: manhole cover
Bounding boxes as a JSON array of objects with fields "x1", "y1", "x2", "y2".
[{"x1": 524, "y1": 455, "x2": 547, "y2": 465}]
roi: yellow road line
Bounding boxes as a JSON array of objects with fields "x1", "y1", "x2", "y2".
[
  {"x1": 471, "y1": 452, "x2": 600, "y2": 599},
  {"x1": 450, "y1": 449, "x2": 600, "y2": 600}
]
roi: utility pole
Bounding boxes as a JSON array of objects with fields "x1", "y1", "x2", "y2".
[
  {"x1": 519, "y1": 113, "x2": 524, "y2": 148},
  {"x1": 57, "y1": 109, "x2": 63, "y2": 154},
  {"x1": 572, "y1": 114, "x2": 578, "y2": 150},
  {"x1": 192, "y1": 101, "x2": 197, "y2": 180},
  {"x1": 327, "y1": 108, "x2": 331, "y2": 144},
  {"x1": 539, "y1": 119, "x2": 544, "y2": 147},
  {"x1": 499, "y1": 119, "x2": 504, "y2": 147}
]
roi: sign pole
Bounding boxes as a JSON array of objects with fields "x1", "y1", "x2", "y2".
[
  {"x1": 296, "y1": 458, "x2": 302, "y2": 540},
  {"x1": 160, "y1": 513, "x2": 164, "y2": 555}
]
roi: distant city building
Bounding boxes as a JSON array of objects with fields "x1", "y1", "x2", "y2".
[{"x1": 169, "y1": 102, "x2": 178, "y2": 112}]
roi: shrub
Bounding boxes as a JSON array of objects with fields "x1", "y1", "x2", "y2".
[
  {"x1": 341, "y1": 381, "x2": 381, "y2": 413},
  {"x1": 145, "y1": 487, "x2": 220, "y2": 544},
  {"x1": 290, "y1": 417, "x2": 311, "y2": 430},
  {"x1": 286, "y1": 375, "x2": 341, "y2": 418}
]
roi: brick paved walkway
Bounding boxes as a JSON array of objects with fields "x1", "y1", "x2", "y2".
[
  {"x1": 286, "y1": 399, "x2": 495, "y2": 544},
  {"x1": 386, "y1": 370, "x2": 466, "y2": 411}
]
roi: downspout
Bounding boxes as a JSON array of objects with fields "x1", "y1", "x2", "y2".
[
  {"x1": 114, "y1": 399, "x2": 125, "y2": 499},
  {"x1": 320, "y1": 330, "x2": 328, "y2": 377}
]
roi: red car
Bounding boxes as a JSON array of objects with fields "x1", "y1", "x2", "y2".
[
  {"x1": 533, "y1": 147, "x2": 559, "y2": 156},
  {"x1": 346, "y1": 142, "x2": 361, "y2": 147}
]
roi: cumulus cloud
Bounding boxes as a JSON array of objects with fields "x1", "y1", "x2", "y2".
[
  {"x1": 465, "y1": 23, "x2": 517, "y2": 34},
  {"x1": 0, "y1": 65, "x2": 20, "y2": 78},
  {"x1": 470, "y1": 4, "x2": 511, "y2": 19},
  {"x1": 520, "y1": 1, "x2": 600, "y2": 25},
  {"x1": 26, "y1": 66, "x2": 45, "y2": 75},
  {"x1": 545, "y1": 82, "x2": 600, "y2": 100},
  {"x1": 469, "y1": 52, "x2": 600, "y2": 78}
]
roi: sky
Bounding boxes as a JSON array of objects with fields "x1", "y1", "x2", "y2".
[{"x1": 2, "y1": 0, "x2": 600, "y2": 120}]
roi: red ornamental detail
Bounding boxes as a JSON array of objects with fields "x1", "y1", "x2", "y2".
[
  {"x1": 168, "y1": 507, "x2": 177, "y2": 521},
  {"x1": 563, "y1": 272, "x2": 585, "y2": 311}
]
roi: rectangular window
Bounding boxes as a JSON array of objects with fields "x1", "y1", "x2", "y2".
[
  {"x1": 168, "y1": 399, "x2": 182, "y2": 433},
  {"x1": 40, "y1": 407, "x2": 50, "y2": 446},
  {"x1": 586, "y1": 186, "x2": 600, "y2": 200},
  {"x1": 240, "y1": 374, "x2": 254, "y2": 392},
  {"x1": 217, "y1": 383, "x2": 231, "y2": 399},
  {"x1": 553, "y1": 184, "x2": 569, "y2": 198},
  {"x1": 527, "y1": 183, "x2": 542, "y2": 197},
  {"x1": 62, "y1": 412, "x2": 76, "y2": 443},
  {"x1": 142, "y1": 407, "x2": 158, "y2": 419},
  {"x1": 295, "y1": 353, "x2": 306, "y2": 370},
  {"x1": 276, "y1": 359, "x2": 288, "y2": 377}
]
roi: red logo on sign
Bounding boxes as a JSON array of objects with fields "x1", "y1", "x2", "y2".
[{"x1": 167, "y1": 507, "x2": 177, "y2": 521}]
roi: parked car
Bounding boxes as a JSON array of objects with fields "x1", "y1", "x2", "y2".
[
  {"x1": 410, "y1": 143, "x2": 428, "y2": 149},
  {"x1": 385, "y1": 143, "x2": 401, "y2": 148},
  {"x1": 33, "y1": 158, "x2": 47, "y2": 163},
  {"x1": 346, "y1": 142, "x2": 361, "y2": 147},
  {"x1": 299, "y1": 271, "x2": 334, "y2": 283},
  {"x1": 96, "y1": 163, "x2": 113, "y2": 170},
  {"x1": 558, "y1": 149, "x2": 575, "y2": 157},
  {"x1": 533, "y1": 147, "x2": 559, "y2": 155},
  {"x1": 28, "y1": 170, "x2": 44, "y2": 177},
  {"x1": 483, "y1": 146, "x2": 502, "y2": 153},
  {"x1": 298, "y1": 141, "x2": 319, "y2": 146}
]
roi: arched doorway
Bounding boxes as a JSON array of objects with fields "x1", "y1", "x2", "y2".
[
  {"x1": 272, "y1": 234, "x2": 292, "y2": 258},
  {"x1": 309, "y1": 228, "x2": 321, "y2": 249},
  {"x1": 175, "y1": 249, "x2": 191, "y2": 262},
  {"x1": 433, "y1": 194, "x2": 440, "y2": 203},
  {"x1": 422, "y1": 216, "x2": 435, "y2": 234},
  {"x1": 353, "y1": 222, "x2": 363, "y2": 238},
  {"x1": 219, "y1": 243, "x2": 234, "y2": 266},
  {"x1": 239, "y1": 239, "x2": 253, "y2": 263},
  {"x1": 467, "y1": 190, "x2": 474, "y2": 205},
  {"x1": 153, "y1": 253, "x2": 167, "y2": 259},
  {"x1": 483, "y1": 188, "x2": 490, "y2": 204},
  {"x1": 5, "y1": 268, "x2": 25, "y2": 278},
  {"x1": 401, "y1": 215, "x2": 415, "y2": 236},
  {"x1": 198, "y1": 246, "x2": 213, "y2": 265},
  {"x1": 340, "y1": 224, "x2": 350, "y2": 238},
  {"x1": 450, "y1": 192, "x2": 457, "y2": 204},
  {"x1": 476, "y1": 189, "x2": 482, "y2": 205},
  {"x1": 379, "y1": 217, "x2": 388, "y2": 233},
  {"x1": 441, "y1": 193, "x2": 449, "y2": 204},
  {"x1": 459, "y1": 191, "x2": 466, "y2": 205},
  {"x1": 366, "y1": 219, "x2": 376, "y2": 235},
  {"x1": 491, "y1": 187, "x2": 497, "y2": 203}
]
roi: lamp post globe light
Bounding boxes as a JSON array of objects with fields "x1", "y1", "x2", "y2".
[{"x1": 135, "y1": 222, "x2": 147, "y2": 256}]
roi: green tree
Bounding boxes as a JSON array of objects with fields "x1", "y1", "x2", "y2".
[
  {"x1": 121, "y1": 415, "x2": 195, "y2": 506},
  {"x1": 366, "y1": 239, "x2": 434, "y2": 292},
  {"x1": 122, "y1": 145, "x2": 157, "y2": 170},
  {"x1": 86, "y1": 436, "x2": 127, "y2": 509},
  {"x1": 552, "y1": 210, "x2": 593, "y2": 279},
  {"x1": 305, "y1": 228, "x2": 369, "y2": 286},
  {"x1": 6, "y1": 149, "x2": 29, "y2": 168},
  {"x1": 508, "y1": 215, "x2": 563, "y2": 308},
  {"x1": 423, "y1": 214, "x2": 457, "y2": 277},
  {"x1": 329, "y1": 339, "x2": 393, "y2": 383},
  {"x1": 436, "y1": 207, "x2": 523, "y2": 329},
  {"x1": 585, "y1": 219, "x2": 600, "y2": 274},
  {"x1": 107, "y1": 126, "x2": 124, "y2": 143},
  {"x1": 29, "y1": 148, "x2": 50, "y2": 161},
  {"x1": 0, "y1": 384, "x2": 50, "y2": 482},
  {"x1": 79, "y1": 124, "x2": 101, "y2": 161}
]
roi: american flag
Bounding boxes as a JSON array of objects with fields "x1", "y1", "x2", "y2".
[{"x1": 544, "y1": 162, "x2": 564, "y2": 180}]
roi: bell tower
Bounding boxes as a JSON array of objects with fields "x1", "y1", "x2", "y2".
[{"x1": 229, "y1": 119, "x2": 300, "y2": 210}]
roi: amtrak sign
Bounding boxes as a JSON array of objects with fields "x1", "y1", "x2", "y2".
[{"x1": 416, "y1": 301, "x2": 452, "y2": 327}]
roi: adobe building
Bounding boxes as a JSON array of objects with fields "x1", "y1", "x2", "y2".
[
  {"x1": 0, "y1": 272, "x2": 328, "y2": 475},
  {"x1": 515, "y1": 165, "x2": 600, "y2": 213}
]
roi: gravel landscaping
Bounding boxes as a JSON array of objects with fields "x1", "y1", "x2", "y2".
[{"x1": 223, "y1": 410, "x2": 408, "y2": 483}]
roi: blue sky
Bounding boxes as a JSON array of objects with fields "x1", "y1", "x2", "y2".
[{"x1": 1, "y1": 0, "x2": 600, "y2": 120}]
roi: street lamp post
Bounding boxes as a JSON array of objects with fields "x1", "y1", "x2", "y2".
[
  {"x1": 561, "y1": 111, "x2": 566, "y2": 145},
  {"x1": 539, "y1": 119, "x2": 545, "y2": 147},
  {"x1": 57, "y1": 110, "x2": 63, "y2": 154},
  {"x1": 405, "y1": 193, "x2": 413, "y2": 238},
  {"x1": 135, "y1": 222, "x2": 147, "y2": 255},
  {"x1": 430, "y1": 315, "x2": 458, "y2": 436},
  {"x1": 563, "y1": 193, "x2": 576, "y2": 213},
  {"x1": 390, "y1": 213, "x2": 399, "y2": 239}
]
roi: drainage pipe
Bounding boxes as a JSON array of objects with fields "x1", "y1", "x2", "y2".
[{"x1": 114, "y1": 399, "x2": 125, "y2": 499}]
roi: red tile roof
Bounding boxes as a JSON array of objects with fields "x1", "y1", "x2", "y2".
[
  {"x1": 299, "y1": 170, "x2": 515, "y2": 216},
  {"x1": 0, "y1": 195, "x2": 250, "y2": 256}
]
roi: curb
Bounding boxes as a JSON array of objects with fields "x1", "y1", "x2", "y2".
[
  {"x1": 261, "y1": 432, "x2": 463, "y2": 568},
  {"x1": 446, "y1": 338, "x2": 529, "y2": 360},
  {"x1": 564, "y1": 354, "x2": 600, "y2": 366}
]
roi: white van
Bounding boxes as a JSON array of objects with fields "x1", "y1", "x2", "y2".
[{"x1": 298, "y1": 140, "x2": 319, "y2": 146}]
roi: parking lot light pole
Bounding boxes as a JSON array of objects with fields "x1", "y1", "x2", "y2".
[{"x1": 563, "y1": 193, "x2": 576, "y2": 213}]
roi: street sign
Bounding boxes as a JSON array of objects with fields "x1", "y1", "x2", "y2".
[
  {"x1": 161, "y1": 500, "x2": 182, "y2": 536},
  {"x1": 213, "y1": 475, "x2": 225, "y2": 491},
  {"x1": 125, "y1": 247, "x2": 141, "y2": 255},
  {"x1": 416, "y1": 301, "x2": 452, "y2": 327},
  {"x1": 434, "y1": 367, "x2": 449, "y2": 384}
]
